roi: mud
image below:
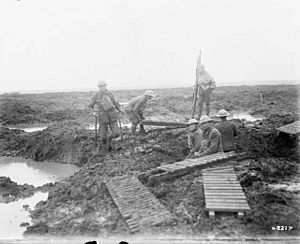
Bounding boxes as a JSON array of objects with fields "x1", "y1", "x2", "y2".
[
  {"x1": 0, "y1": 177, "x2": 54, "y2": 203},
  {"x1": 0, "y1": 85, "x2": 299, "y2": 238}
]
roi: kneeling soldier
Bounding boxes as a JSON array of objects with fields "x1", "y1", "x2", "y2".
[
  {"x1": 88, "y1": 80, "x2": 122, "y2": 151},
  {"x1": 198, "y1": 115, "x2": 223, "y2": 157},
  {"x1": 187, "y1": 119, "x2": 203, "y2": 157}
]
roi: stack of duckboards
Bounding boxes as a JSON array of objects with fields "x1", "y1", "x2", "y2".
[{"x1": 202, "y1": 166, "x2": 250, "y2": 219}]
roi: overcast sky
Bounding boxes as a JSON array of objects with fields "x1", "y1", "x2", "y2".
[{"x1": 0, "y1": 0, "x2": 299, "y2": 92}]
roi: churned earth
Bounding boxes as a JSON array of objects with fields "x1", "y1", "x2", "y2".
[{"x1": 0, "y1": 85, "x2": 299, "y2": 239}]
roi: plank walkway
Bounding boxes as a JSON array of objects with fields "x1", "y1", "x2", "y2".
[
  {"x1": 139, "y1": 151, "x2": 246, "y2": 183},
  {"x1": 277, "y1": 120, "x2": 300, "y2": 135},
  {"x1": 202, "y1": 166, "x2": 250, "y2": 218},
  {"x1": 106, "y1": 175, "x2": 174, "y2": 233}
]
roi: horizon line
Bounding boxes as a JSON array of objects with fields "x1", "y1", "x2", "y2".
[{"x1": 0, "y1": 80, "x2": 299, "y2": 94}]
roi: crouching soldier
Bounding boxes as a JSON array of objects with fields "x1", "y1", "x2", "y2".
[
  {"x1": 124, "y1": 90, "x2": 155, "y2": 135},
  {"x1": 88, "y1": 80, "x2": 122, "y2": 151},
  {"x1": 187, "y1": 119, "x2": 203, "y2": 157},
  {"x1": 198, "y1": 115, "x2": 223, "y2": 157},
  {"x1": 215, "y1": 109, "x2": 238, "y2": 152}
]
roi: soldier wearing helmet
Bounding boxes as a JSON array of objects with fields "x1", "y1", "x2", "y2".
[
  {"x1": 124, "y1": 90, "x2": 155, "y2": 135},
  {"x1": 215, "y1": 109, "x2": 238, "y2": 152},
  {"x1": 196, "y1": 64, "x2": 216, "y2": 119},
  {"x1": 88, "y1": 80, "x2": 122, "y2": 151},
  {"x1": 187, "y1": 119, "x2": 203, "y2": 157},
  {"x1": 197, "y1": 115, "x2": 223, "y2": 156}
]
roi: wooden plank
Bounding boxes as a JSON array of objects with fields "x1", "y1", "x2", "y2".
[
  {"x1": 203, "y1": 182, "x2": 241, "y2": 186},
  {"x1": 206, "y1": 199, "x2": 248, "y2": 204},
  {"x1": 206, "y1": 204, "x2": 250, "y2": 210},
  {"x1": 204, "y1": 192, "x2": 245, "y2": 197},
  {"x1": 204, "y1": 186, "x2": 242, "y2": 190},
  {"x1": 206, "y1": 207, "x2": 250, "y2": 212},
  {"x1": 205, "y1": 195, "x2": 246, "y2": 199}
]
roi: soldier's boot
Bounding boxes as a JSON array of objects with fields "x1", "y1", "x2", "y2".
[
  {"x1": 131, "y1": 125, "x2": 137, "y2": 136},
  {"x1": 139, "y1": 124, "x2": 146, "y2": 134}
]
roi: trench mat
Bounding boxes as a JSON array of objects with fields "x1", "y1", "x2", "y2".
[
  {"x1": 139, "y1": 151, "x2": 246, "y2": 183},
  {"x1": 276, "y1": 120, "x2": 300, "y2": 135},
  {"x1": 202, "y1": 166, "x2": 250, "y2": 218},
  {"x1": 106, "y1": 175, "x2": 175, "y2": 233}
]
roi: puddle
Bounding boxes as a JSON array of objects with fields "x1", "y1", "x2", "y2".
[
  {"x1": 8, "y1": 125, "x2": 47, "y2": 133},
  {"x1": 0, "y1": 192, "x2": 48, "y2": 240},
  {"x1": 0, "y1": 157, "x2": 79, "y2": 187},
  {"x1": 0, "y1": 157, "x2": 79, "y2": 239},
  {"x1": 87, "y1": 122, "x2": 131, "y2": 130},
  {"x1": 230, "y1": 112, "x2": 264, "y2": 122}
]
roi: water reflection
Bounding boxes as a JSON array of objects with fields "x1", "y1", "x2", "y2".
[
  {"x1": 0, "y1": 157, "x2": 79, "y2": 187},
  {"x1": 0, "y1": 192, "x2": 48, "y2": 240},
  {"x1": 8, "y1": 126, "x2": 47, "y2": 133},
  {"x1": 230, "y1": 112, "x2": 264, "y2": 122}
]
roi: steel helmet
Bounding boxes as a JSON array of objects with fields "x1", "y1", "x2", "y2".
[
  {"x1": 98, "y1": 80, "x2": 107, "y2": 86},
  {"x1": 144, "y1": 90, "x2": 155, "y2": 97},
  {"x1": 217, "y1": 109, "x2": 230, "y2": 117},
  {"x1": 199, "y1": 115, "x2": 213, "y2": 124},
  {"x1": 188, "y1": 119, "x2": 199, "y2": 125}
]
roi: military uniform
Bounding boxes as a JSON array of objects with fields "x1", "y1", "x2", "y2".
[
  {"x1": 88, "y1": 90, "x2": 121, "y2": 146},
  {"x1": 124, "y1": 95, "x2": 149, "y2": 134},
  {"x1": 197, "y1": 70, "x2": 216, "y2": 119},
  {"x1": 215, "y1": 120, "x2": 238, "y2": 152},
  {"x1": 198, "y1": 128, "x2": 223, "y2": 156},
  {"x1": 187, "y1": 128, "x2": 203, "y2": 156}
]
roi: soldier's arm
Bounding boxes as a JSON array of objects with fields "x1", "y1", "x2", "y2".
[
  {"x1": 191, "y1": 130, "x2": 203, "y2": 152},
  {"x1": 88, "y1": 94, "x2": 97, "y2": 109},
  {"x1": 133, "y1": 99, "x2": 144, "y2": 115},
  {"x1": 232, "y1": 123, "x2": 238, "y2": 137},
  {"x1": 108, "y1": 92, "x2": 121, "y2": 111},
  {"x1": 199, "y1": 131, "x2": 219, "y2": 156}
]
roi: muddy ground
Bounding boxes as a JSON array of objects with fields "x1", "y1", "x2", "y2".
[{"x1": 0, "y1": 85, "x2": 299, "y2": 239}]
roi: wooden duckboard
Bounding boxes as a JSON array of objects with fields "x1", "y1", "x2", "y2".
[{"x1": 202, "y1": 166, "x2": 250, "y2": 218}]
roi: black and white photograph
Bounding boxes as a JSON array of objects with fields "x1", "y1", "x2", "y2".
[{"x1": 0, "y1": 0, "x2": 299, "y2": 243}]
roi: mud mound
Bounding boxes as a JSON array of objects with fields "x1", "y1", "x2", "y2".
[
  {"x1": 25, "y1": 168, "x2": 128, "y2": 237},
  {"x1": 0, "y1": 177, "x2": 35, "y2": 203},
  {"x1": 0, "y1": 99, "x2": 40, "y2": 125},
  {"x1": 236, "y1": 113, "x2": 299, "y2": 160}
]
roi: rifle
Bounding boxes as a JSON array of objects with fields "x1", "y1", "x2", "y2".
[{"x1": 191, "y1": 49, "x2": 202, "y2": 119}]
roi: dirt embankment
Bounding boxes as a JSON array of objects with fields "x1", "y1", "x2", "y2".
[
  {"x1": 19, "y1": 113, "x2": 299, "y2": 238},
  {"x1": 0, "y1": 177, "x2": 54, "y2": 203}
]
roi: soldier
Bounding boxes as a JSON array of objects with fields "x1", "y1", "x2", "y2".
[
  {"x1": 187, "y1": 119, "x2": 203, "y2": 157},
  {"x1": 88, "y1": 80, "x2": 122, "y2": 151},
  {"x1": 215, "y1": 109, "x2": 238, "y2": 152},
  {"x1": 124, "y1": 90, "x2": 155, "y2": 135},
  {"x1": 198, "y1": 115, "x2": 223, "y2": 157},
  {"x1": 196, "y1": 64, "x2": 216, "y2": 119}
]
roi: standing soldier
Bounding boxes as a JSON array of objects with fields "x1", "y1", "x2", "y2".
[
  {"x1": 124, "y1": 90, "x2": 155, "y2": 135},
  {"x1": 196, "y1": 64, "x2": 216, "y2": 119},
  {"x1": 187, "y1": 119, "x2": 203, "y2": 157},
  {"x1": 198, "y1": 115, "x2": 223, "y2": 156},
  {"x1": 88, "y1": 80, "x2": 122, "y2": 151},
  {"x1": 215, "y1": 109, "x2": 238, "y2": 152}
]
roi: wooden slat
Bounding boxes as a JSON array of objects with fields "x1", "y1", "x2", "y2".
[
  {"x1": 206, "y1": 204, "x2": 250, "y2": 210},
  {"x1": 205, "y1": 195, "x2": 246, "y2": 199},
  {"x1": 206, "y1": 199, "x2": 248, "y2": 204},
  {"x1": 203, "y1": 182, "x2": 241, "y2": 186},
  {"x1": 204, "y1": 186, "x2": 242, "y2": 189}
]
